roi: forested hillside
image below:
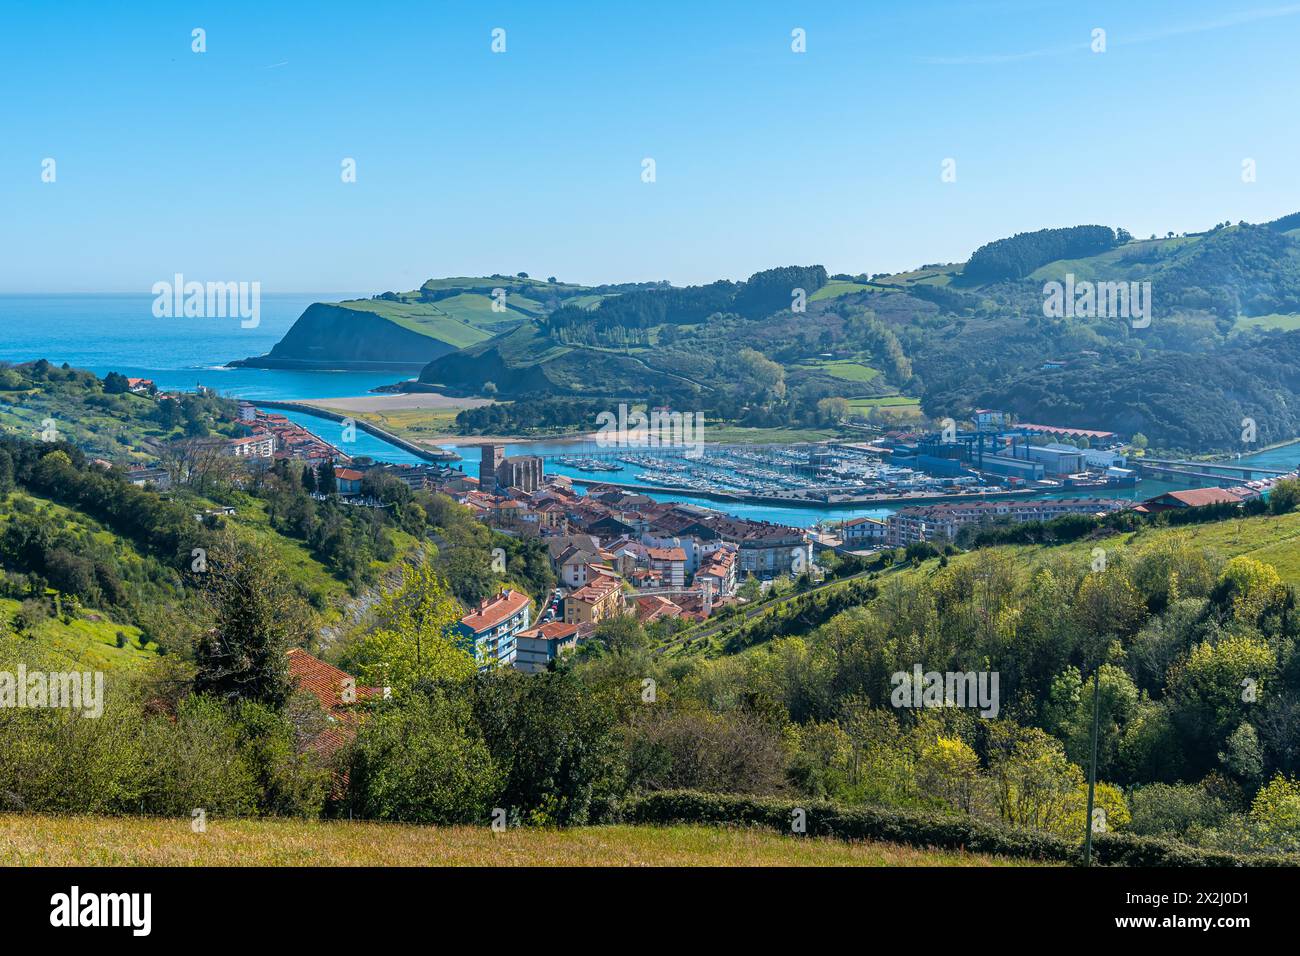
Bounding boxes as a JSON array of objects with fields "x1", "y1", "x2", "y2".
[{"x1": 406, "y1": 215, "x2": 1300, "y2": 453}]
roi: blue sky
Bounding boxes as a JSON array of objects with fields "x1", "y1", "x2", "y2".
[{"x1": 2, "y1": 0, "x2": 1298, "y2": 292}]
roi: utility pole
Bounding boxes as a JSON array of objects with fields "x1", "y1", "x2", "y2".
[{"x1": 1083, "y1": 663, "x2": 1102, "y2": 867}]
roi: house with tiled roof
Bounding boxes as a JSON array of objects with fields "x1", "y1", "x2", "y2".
[
  {"x1": 514, "y1": 621, "x2": 580, "y2": 674},
  {"x1": 695, "y1": 545, "x2": 737, "y2": 597},
  {"x1": 286, "y1": 648, "x2": 383, "y2": 761},
  {"x1": 634, "y1": 594, "x2": 682, "y2": 624},
  {"x1": 563, "y1": 572, "x2": 625, "y2": 627},
  {"x1": 227, "y1": 433, "x2": 276, "y2": 459},
  {"x1": 457, "y1": 588, "x2": 532, "y2": 667},
  {"x1": 334, "y1": 467, "x2": 365, "y2": 495},
  {"x1": 556, "y1": 547, "x2": 610, "y2": 589},
  {"x1": 1141, "y1": 487, "x2": 1246, "y2": 512},
  {"x1": 646, "y1": 546, "x2": 687, "y2": 587},
  {"x1": 842, "y1": 515, "x2": 888, "y2": 547}
]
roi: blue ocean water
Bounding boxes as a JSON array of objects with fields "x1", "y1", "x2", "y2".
[
  {"x1": 3, "y1": 293, "x2": 1298, "y2": 528},
  {"x1": 0, "y1": 293, "x2": 408, "y2": 400}
]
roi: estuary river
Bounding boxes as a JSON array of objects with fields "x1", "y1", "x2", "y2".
[{"x1": 6, "y1": 293, "x2": 1298, "y2": 529}]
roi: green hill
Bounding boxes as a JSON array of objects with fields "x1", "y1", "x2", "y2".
[
  {"x1": 230, "y1": 276, "x2": 617, "y2": 372},
  {"x1": 415, "y1": 215, "x2": 1300, "y2": 452}
]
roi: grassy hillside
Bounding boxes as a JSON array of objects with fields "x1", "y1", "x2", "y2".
[
  {"x1": 408, "y1": 215, "x2": 1300, "y2": 453},
  {"x1": 0, "y1": 815, "x2": 1038, "y2": 866},
  {"x1": 231, "y1": 276, "x2": 615, "y2": 371},
  {"x1": 0, "y1": 602, "x2": 155, "y2": 670},
  {"x1": 978, "y1": 507, "x2": 1300, "y2": 587},
  {"x1": 668, "y1": 505, "x2": 1300, "y2": 664},
  {"x1": 0, "y1": 363, "x2": 235, "y2": 465}
]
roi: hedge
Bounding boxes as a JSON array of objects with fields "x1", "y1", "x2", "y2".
[{"x1": 619, "y1": 791, "x2": 1300, "y2": 867}]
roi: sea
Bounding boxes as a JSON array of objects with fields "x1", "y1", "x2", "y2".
[{"x1": 3, "y1": 293, "x2": 1299, "y2": 529}]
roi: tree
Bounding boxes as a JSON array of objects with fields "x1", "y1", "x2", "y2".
[
  {"x1": 342, "y1": 559, "x2": 473, "y2": 691},
  {"x1": 348, "y1": 690, "x2": 499, "y2": 823},
  {"x1": 300, "y1": 463, "x2": 317, "y2": 494},
  {"x1": 1249, "y1": 774, "x2": 1300, "y2": 851},
  {"x1": 591, "y1": 615, "x2": 646, "y2": 653},
  {"x1": 0, "y1": 449, "x2": 15, "y2": 495},
  {"x1": 987, "y1": 723, "x2": 1084, "y2": 834},
  {"x1": 736, "y1": 348, "x2": 786, "y2": 402},
  {"x1": 472, "y1": 668, "x2": 621, "y2": 825},
  {"x1": 1167, "y1": 633, "x2": 1276, "y2": 775},
  {"x1": 817, "y1": 396, "x2": 850, "y2": 424},
  {"x1": 103, "y1": 371, "x2": 130, "y2": 394},
  {"x1": 1214, "y1": 556, "x2": 1286, "y2": 624},
  {"x1": 1269, "y1": 477, "x2": 1300, "y2": 515},
  {"x1": 316, "y1": 461, "x2": 337, "y2": 496},
  {"x1": 916, "y1": 735, "x2": 980, "y2": 813},
  {"x1": 1044, "y1": 663, "x2": 1139, "y2": 778},
  {"x1": 192, "y1": 537, "x2": 314, "y2": 708}
]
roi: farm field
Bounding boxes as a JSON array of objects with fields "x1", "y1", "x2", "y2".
[
  {"x1": 1233, "y1": 312, "x2": 1300, "y2": 332},
  {"x1": 0, "y1": 815, "x2": 1043, "y2": 867}
]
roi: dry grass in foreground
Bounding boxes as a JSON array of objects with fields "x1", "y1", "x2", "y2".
[{"x1": 0, "y1": 814, "x2": 1048, "y2": 867}]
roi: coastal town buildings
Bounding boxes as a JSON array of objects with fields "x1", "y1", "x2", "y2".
[
  {"x1": 841, "y1": 516, "x2": 888, "y2": 547},
  {"x1": 227, "y1": 433, "x2": 276, "y2": 459},
  {"x1": 563, "y1": 572, "x2": 625, "y2": 627},
  {"x1": 457, "y1": 589, "x2": 532, "y2": 667},
  {"x1": 885, "y1": 497, "x2": 1127, "y2": 545},
  {"x1": 514, "y1": 621, "x2": 580, "y2": 674}
]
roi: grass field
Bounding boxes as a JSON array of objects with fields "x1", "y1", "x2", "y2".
[
  {"x1": 1233, "y1": 312, "x2": 1300, "y2": 332},
  {"x1": 0, "y1": 598, "x2": 154, "y2": 670},
  {"x1": 810, "y1": 359, "x2": 881, "y2": 384},
  {"x1": 0, "y1": 387, "x2": 169, "y2": 465},
  {"x1": 846, "y1": 395, "x2": 920, "y2": 409},
  {"x1": 0, "y1": 815, "x2": 1040, "y2": 866},
  {"x1": 312, "y1": 406, "x2": 466, "y2": 445},
  {"x1": 705, "y1": 425, "x2": 845, "y2": 444},
  {"x1": 336, "y1": 297, "x2": 506, "y2": 348},
  {"x1": 809, "y1": 280, "x2": 875, "y2": 301}
]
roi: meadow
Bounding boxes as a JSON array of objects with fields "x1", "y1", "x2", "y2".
[{"x1": 0, "y1": 815, "x2": 1041, "y2": 866}]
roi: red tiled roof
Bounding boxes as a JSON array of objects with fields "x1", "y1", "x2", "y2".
[
  {"x1": 1018, "y1": 423, "x2": 1116, "y2": 439},
  {"x1": 286, "y1": 649, "x2": 381, "y2": 761},
  {"x1": 518, "y1": 621, "x2": 580, "y2": 642},
  {"x1": 460, "y1": 589, "x2": 530, "y2": 633},
  {"x1": 570, "y1": 575, "x2": 622, "y2": 603},
  {"x1": 1150, "y1": 487, "x2": 1244, "y2": 508},
  {"x1": 634, "y1": 595, "x2": 682, "y2": 622},
  {"x1": 288, "y1": 648, "x2": 378, "y2": 713},
  {"x1": 335, "y1": 468, "x2": 365, "y2": 481},
  {"x1": 647, "y1": 546, "x2": 687, "y2": 562}
]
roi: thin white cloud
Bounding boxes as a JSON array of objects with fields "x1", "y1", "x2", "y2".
[{"x1": 921, "y1": 3, "x2": 1300, "y2": 65}]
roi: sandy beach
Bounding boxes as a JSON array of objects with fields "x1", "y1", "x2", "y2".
[{"x1": 306, "y1": 393, "x2": 494, "y2": 413}]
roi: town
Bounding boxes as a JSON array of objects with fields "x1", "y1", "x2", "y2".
[{"x1": 113, "y1": 401, "x2": 1298, "y2": 677}]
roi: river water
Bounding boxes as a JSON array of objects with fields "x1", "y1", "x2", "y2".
[{"x1": 5, "y1": 293, "x2": 1297, "y2": 529}]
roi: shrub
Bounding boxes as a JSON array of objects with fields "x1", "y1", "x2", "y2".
[{"x1": 618, "y1": 790, "x2": 1300, "y2": 866}]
